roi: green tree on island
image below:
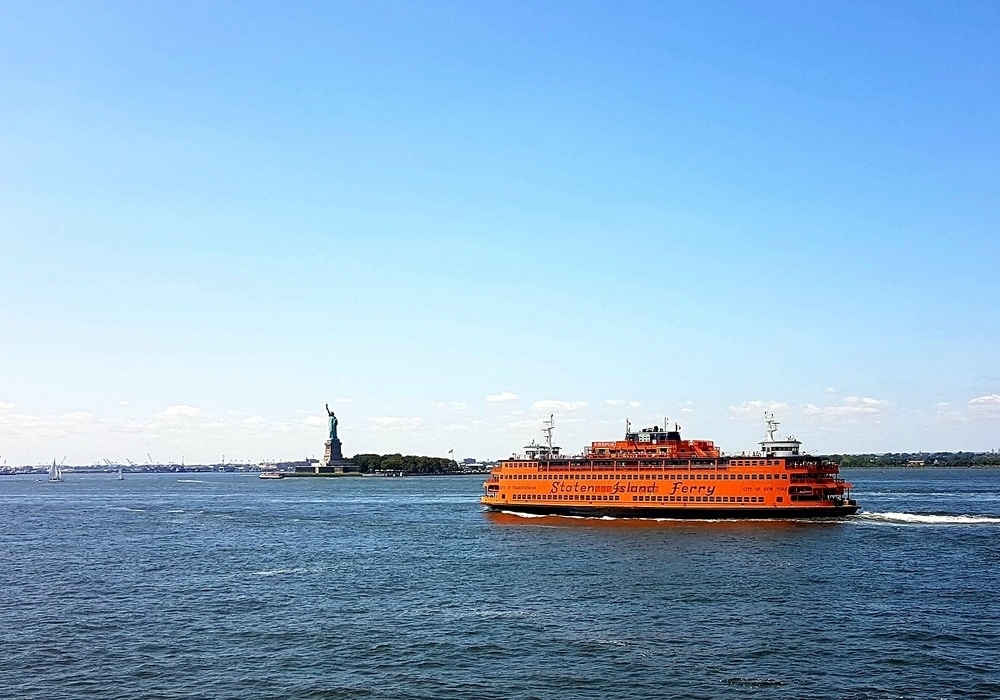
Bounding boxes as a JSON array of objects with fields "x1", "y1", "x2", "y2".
[{"x1": 349, "y1": 453, "x2": 461, "y2": 475}]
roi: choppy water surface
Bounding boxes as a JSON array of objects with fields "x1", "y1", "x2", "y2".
[{"x1": 2, "y1": 469, "x2": 999, "y2": 699}]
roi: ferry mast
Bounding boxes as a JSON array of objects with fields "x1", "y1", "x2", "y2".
[{"x1": 542, "y1": 414, "x2": 554, "y2": 460}]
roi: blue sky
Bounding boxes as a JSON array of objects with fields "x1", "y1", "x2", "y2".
[{"x1": 2, "y1": 1, "x2": 999, "y2": 465}]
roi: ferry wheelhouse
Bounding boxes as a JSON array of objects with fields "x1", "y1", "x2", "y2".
[{"x1": 481, "y1": 414, "x2": 859, "y2": 518}]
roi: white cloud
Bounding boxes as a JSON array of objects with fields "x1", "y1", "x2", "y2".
[
  {"x1": 970, "y1": 394, "x2": 1000, "y2": 406},
  {"x1": 0, "y1": 400, "x2": 14, "y2": 410},
  {"x1": 430, "y1": 401, "x2": 470, "y2": 409},
  {"x1": 486, "y1": 392, "x2": 518, "y2": 402},
  {"x1": 729, "y1": 400, "x2": 790, "y2": 417},
  {"x1": 303, "y1": 415, "x2": 326, "y2": 427},
  {"x1": 533, "y1": 400, "x2": 588, "y2": 412},
  {"x1": 825, "y1": 387, "x2": 837, "y2": 394},
  {"x1": 605, "y1": 399, "x2": 643, "y2": 408},
  {"x1": 118, "y1": 400, "x2": 130, "y2": 407},
  {"x1": 505, "y1": 417, "x2": 546, "y2": 432},
  {"x1": 369, "y1": 416, "x2": 423, "y2": 428},
  {"x1": 831, "y1": 396, "x2": 889, "y2": 415},
  {"x1": 804, "y1": 396, "x2": 890, "y2": 419},
  {"x1": 157, "y1": 404, "x2": 204, "y2": 419},
  {"x1": 61, "y1": 411, "x2": 95, "y2": 420}
]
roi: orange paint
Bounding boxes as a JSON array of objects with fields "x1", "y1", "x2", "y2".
[{"x1": 481, "y1": 419, "x2": 857, "y2": 518}]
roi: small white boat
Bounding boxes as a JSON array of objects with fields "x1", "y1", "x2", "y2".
[
  {"x1": 258, "y1": 471, "x2": 285, "y2": 480},
  {"x1": 48, "y1": 460, "x2": 64, "y2": 482},
  {"x1": 117, "y1": 468, "x2": 124, "y2": 481}
]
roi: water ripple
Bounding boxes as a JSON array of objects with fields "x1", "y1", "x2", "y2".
[{"x1": 1, "y1": 470, "x2": 999, "y2": 699}]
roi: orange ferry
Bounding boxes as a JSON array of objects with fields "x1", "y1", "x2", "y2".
[{"x1": 481, "y1": 413, "x2": 859, "y2": 519}]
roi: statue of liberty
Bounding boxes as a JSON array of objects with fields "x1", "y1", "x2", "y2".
[{"x1": 325, "y1": 403, "x2": 338, "y2": 441}]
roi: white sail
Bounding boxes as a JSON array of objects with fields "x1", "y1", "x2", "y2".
[{"x1": 48, "y1": 460, "x2": 63, "y2": 482}]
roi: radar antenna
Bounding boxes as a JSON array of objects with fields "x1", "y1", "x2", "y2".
[{"x1": 764, "y1": 412, "x2": 779, "y2": 442}]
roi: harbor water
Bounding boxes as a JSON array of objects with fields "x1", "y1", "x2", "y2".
[{"x1": 2, "y1": 469, "x2": 999, "y2": 699}]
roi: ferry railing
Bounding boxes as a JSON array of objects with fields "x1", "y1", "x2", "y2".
[{"x1": 513, "y1": 456, "x2": 732, "y2": 474}]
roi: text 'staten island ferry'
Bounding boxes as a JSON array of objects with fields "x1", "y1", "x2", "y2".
[{"x1": 481, "y1": 413, "x2": 859, "y2": 518}]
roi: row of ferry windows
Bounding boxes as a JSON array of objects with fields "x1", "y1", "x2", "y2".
[
  {"x1": 559, "y1": 459, "x2": 785, "y2": 467},
  {"x1": 511, "y1": 494, "x2": 766, "y2": 504},
  {"x1": 503, "y1": 473, "x2": 788, "y2": 481}
]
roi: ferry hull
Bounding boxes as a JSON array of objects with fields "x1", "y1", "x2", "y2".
[{"x1": 484, "y1": 503, "x2": 860, "y2": 519}]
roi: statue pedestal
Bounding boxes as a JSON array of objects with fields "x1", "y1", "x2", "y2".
[{"x1": 324, "y1": 439, "x2": 344, "y2": 471}]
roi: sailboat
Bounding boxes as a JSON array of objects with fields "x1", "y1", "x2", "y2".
[
  {"x1": 48, "y1": 459, "x2": 64, "y2": 482},
  {"x1": 117, "y1": 468, "x2": 124, "y2": 481}
]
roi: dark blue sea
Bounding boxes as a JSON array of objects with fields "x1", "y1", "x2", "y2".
[{"x1": 2, "y1": 469, "x2": 999, "y2": 699}]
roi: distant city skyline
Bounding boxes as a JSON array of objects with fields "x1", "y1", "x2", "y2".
[{"x1": 2, "y1": 2, "x2": 999, "y2": 464}]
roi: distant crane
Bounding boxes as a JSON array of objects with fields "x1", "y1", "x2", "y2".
[{"x1": 147, "y1": 453, "x2": 154, "y2": 465}]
